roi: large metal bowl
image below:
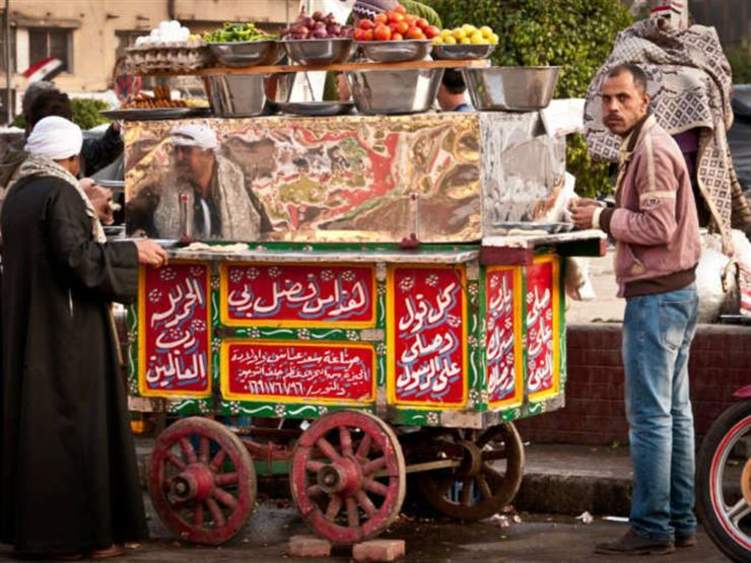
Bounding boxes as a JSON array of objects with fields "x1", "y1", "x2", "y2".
[
  {"x1": 282, "y1": 38, "x2": 354, "y2": 66},
  {"x1": 347, "y1": 68, "x2": 445, "y2": 115},
  {"x1": 208, "y1": 41, "x2": 284, "y2": 68},
  {"x1": 357, "y1": 40, "x2": 432, "y2": 63},
  {"x1": 204, "y1": 73, "x2": 295, "y2": 117},
  {"x1": 462, "y1": 66, "x2": 561, "y2": 111},
  {"x1": 432, "y1": 43, "x2": 496, "y2": 60}
]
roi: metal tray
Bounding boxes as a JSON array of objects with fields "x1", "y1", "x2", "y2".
[
  {"x1": 278, "y1": 101, "x2": 354, "y2": 117},
  {"x1": 100, "y1": 107, "x2": 211, "y2": 121},
  {"x1": 493, "y1": 222, "x2": 575, "y2": 234}
]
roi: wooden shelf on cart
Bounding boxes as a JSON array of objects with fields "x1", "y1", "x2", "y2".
[{"x1": 144, "y1": 58, "x2": 491, "y2": 77}]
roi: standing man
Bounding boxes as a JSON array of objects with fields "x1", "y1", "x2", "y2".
[
  {"x1": 0, "y1": 116, "x2": 166, "y2": 559},
  {"x1": 571, "y1": 64, "x2": 701, "y2": 555},
  {"x1": 437, "y1": 69, "x2": 472, "y2": 113}
]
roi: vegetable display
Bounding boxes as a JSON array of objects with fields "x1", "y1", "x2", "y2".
[
  {"x1": 282, "y1": 10, "x2": 353, "y2": 40},
  {"x1": 354, "y1": 4, "x2": 439, "y2": 41},
  {"x1": 204, "y1": 22, "x2": 277, "y2": 43}
]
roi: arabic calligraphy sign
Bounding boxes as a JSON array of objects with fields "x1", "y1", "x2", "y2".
[
  {"x1": 388, "y1": 266, "x2": 467, "y2": 407},
  {"x1": 486, "y1": 267, "x2": 522, "y2": 406},
  {"x1": 525, "y1": 257, "x2": 559, "y2": 400},
  {"x1": 139, "y1": 262, "x2": 211, "y2": 397},
  {"x1": 221, "y1": 341, "x2": 375, "y2": 404},
  {"x1": 221, "y1": 264, "x2": 376, "y2": 328}
]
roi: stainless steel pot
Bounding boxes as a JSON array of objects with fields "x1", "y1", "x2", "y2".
[
  {"x1": 347, "y1": 68, "x2": 445, "y2": 115},
  {"x1": 357, "y1": 40, "x2": 432, "y2": 63},
  {"x1": 282, "y1": 38, "x2": 354, "y2": 66},
  {"x1": 462, "y1": 66, "x2": 561, "y2": 111},
  {"x1": 204, "y1": 73, "x2": 295, "y2": 117},
  {"x1": 208, "y1": 41, "x2": 284, "y2": 68}
]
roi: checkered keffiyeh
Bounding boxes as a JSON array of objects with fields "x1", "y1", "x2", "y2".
[
  {"x1": 584, "y1": 19, "x2": 750, "y2": 254},
  {"x1": 352, "y1": 0, "x2": 398, "y2": 18}
]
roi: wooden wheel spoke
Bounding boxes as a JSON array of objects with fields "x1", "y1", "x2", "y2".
[
  {"x1": 162, "y1": 479, "x2": 172, "y2": 493},
  {"x1": 206, "y1": 498, "x2": 226, "y2": 527},
  {"x1": 316, "y1": 437, "x2": 342, "y2": 462},
  {"x1": 345, "y1": 496, "x2": 359, "y2": 528},
  {"x1": 306, "y1": 460, "x2": 326, "y2": 473},
  {"x1": 361, "y1": 456, "x2": 386, "y2": 476},
  {"x1": 355, "y1": 490, "x2": 377, "y2": 517},
  {"x1": 212, "y1": 487, "x2": 238, "y2": 510},
  {"x1": 339, "y1": 426, "x2": 354, "y2": 457},
  {"x1": 355, "y1": 433, "x2": 372, "y2": 460},
  {"x1": 477, "y1": 475, "x2": 494, "y2": 500},
  {"x1": 307, "y1": 484, "x2": 324, "y2": 497},
  {"x1": 459, "y1": 478, "x2": 473, "y2": 506},
  {"x1": 179, "y1": 438, "x2": 198, "y2": 464},
  {"x1": 481, "y1": 447, "x2": 508, "y2": 462},
  {"x1": 199, "y1": 437, "x2": 210, "y2": 464},
  {"x1": 214, "y1": 472, "x2": 238, "y2": 487},
  {"x1": 363, "y1": 478, "x2": 389, "y2": 497},
  {"x1": 166, "y1": 451, "x2": 186, "y2": 471},
  {"x1": 325, "y1": 494, "x2": 342, "y2": 521},
  {"x1": 209, "y1": 449, "x2": 227, "y2": 472},
  {"x1": 193, "y1": 503, "x2": 205, "y2": 527}
]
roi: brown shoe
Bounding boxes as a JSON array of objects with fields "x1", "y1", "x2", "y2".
[
  {"x1": 595, "y1": 529, "x2": 675, "y2": 556},
  {"x1": 90, "y1": 545, "x2": 125, "y2": 560},
  {"x1": 675, "y1": 533, "x2": 697, "y2": 548}
]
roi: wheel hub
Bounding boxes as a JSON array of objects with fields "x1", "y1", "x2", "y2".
[
  {"x1": 457, "y1": 440, "x2": 484, "y2": 477},
  {"x1": 171, "y1": 463, "x2": 215, "y2": 502},
  {"x1": 317, "y1": 457, "x2": 362, "y2": 496}
]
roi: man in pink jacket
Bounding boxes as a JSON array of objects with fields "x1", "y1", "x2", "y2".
[{"x1": 572, "y1": 64, "x2": 701, "y2": 555}]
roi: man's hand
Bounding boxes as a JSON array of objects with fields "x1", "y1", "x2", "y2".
[
  {"x1": 81, "y1": 178, "x2": 115, "y2": 225},
  {"x1": 569, "y1": 197, "x2": 601, "y2": 209},
  {"x1": 570, "y1": 205, "x2": 598, "y2": 230},
  {"x1": 134, "y1": 239, "x2": 168, "y2": 268}
]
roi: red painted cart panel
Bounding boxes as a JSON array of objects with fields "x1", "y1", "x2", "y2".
[{"x1": 526, "y1": 256, "x2": 560, "y2": 401}]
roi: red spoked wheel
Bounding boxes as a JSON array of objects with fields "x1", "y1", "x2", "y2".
[
  {"x1": 290, "y1": 411, "x2": 406, "y2": 545},
  {"x1": 148, "y1": 417, "x2": 257, "y2": 545},
  {"x1": 415, "y1": 423, "x2": 524, "y2": 521}
]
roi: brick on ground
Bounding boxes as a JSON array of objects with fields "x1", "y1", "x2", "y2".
[
  {"x1": 352, "y1": 539, "x2": 405, "y2": 562},
  {"x1": 287, "y1": 535, "x2": 332, "y2": 558}
]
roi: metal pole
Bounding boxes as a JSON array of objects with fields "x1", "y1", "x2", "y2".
[{"x1": 4, "y1": 0, "x2": 10, "y2": 125}]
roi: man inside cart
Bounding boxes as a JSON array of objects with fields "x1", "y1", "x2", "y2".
[
  {"x1": 126, "y1": 123, "x2": 272, "y2": 241},
  {"x1": 437, "y1": 69, "x2": 472, "y2": 113},
  {"x1": 0, "y1": 116, "x2": 166, "y2": 559},
  {"x1": 571, "y1": 63, "x2": 701, "y2": 556}
]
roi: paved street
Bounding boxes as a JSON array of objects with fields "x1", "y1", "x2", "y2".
[{"x1": 0, "y1": 498, "x2": 726, "y2": 562}]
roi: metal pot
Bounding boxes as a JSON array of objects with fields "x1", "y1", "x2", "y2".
[
  {"x1": 282, "y1": 38, "x2": 354, "y2": 66},
  {"x1": 204, "y1": 73, "x2": 295, "y2": 117},
  {"x1": 208, "y1": 41, "x2": 284, "y2": 68},
  {"x1": 347, "y1": 68, "x2": 445, "y2": 115},
  {"x1": 462, "y1": 66, "x2": 561, "y2": 111},
  {"x1": 357, "y1": 40, "x2": 433, "y2": 63}
]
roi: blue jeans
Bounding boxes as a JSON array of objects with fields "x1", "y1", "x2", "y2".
[{"x1": 622, "y1": 283, "x2": 698, "y2": 540}]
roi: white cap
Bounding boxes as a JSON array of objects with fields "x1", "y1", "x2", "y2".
[
  {"x1": 170, "y1": 123, "x2": 219, "y2": 152},
  {"x1": 25, "y1": 115, "x2": 83, "y2": 160}
]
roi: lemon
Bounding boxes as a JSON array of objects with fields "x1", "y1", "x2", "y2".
[
  {"x1": 440, "y1": 29, "x2": 452, "y2": 39},
  {"x1": 470, "y1": 32, "x2": 486, "y2": 45},
  {"x1": 460, "y1": 36, "x2": 472, "y2": 44},
  {"x1": 462, "y1": 24, "x2": 477, "y2": 34},
  {"x1": 444, "y1": 35, "x2": 457, "y2": 45},
  {"x1": 480, "y1": 26, "x2": 493, "y2": 38},
  {"x1": 433, "y1": 37, "x2": 444, "y2": 44},
  {"x1": 452, "y1": 29, "x2": 466, "y2": 40},
  {"x1": 489, "y1": 33, "x2": 499, "y2": 45}
]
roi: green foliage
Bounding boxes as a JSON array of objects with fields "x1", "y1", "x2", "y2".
[
  {"x1": 427, "y1": 0, "x2": 633, "y2": 197},
  {"x1": 70, "y1": 98, "x2": 111, "y2": 130},
  {"x1": 727, "y1": 45, "x2": 751, "y2": 84}
]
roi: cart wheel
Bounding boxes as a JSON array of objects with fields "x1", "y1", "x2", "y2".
[
  {"x1": 290, "y1": 411, "x2": 406, "y2": 545},
  {"x1": 148, "y1": 417, "x2": 257, "y2": 545},
  {"x1": 416, "y1": 423, "x2": 524, "y2": 521}
]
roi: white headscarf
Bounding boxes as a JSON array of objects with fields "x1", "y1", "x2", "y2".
[
  {"x1": 25, "y1": 115, "x2": 83, "y2": 161},
  {"x1": 170, "y1": 123, "x2": 218, "y2": 152}
]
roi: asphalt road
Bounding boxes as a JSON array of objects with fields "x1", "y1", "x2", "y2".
[{"x1": 0, "y1": 498, "x2": 727, "y2": 562}]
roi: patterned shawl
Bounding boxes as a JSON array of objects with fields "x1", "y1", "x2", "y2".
[{"x1": 584, "y1": 19, "x2": 749, "y2": 254}]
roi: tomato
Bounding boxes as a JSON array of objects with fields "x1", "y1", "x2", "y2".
[
  {"x1": 394, "y1": 4, "x2": 407, "y2": 14},
  {"x1": 416, "y1": 18, "x2": 429, "y2": 30},
  {"x1": 405, "y1": 26, "x2": 425, "y2": 40},
  {"x1": 404, "y1": 14, "x2": 416, "y2": 25},
  {"x1": 362, "y1": 29, "x2": 374, "y2": 41},
  {"x1": 424, "y1": 25, "x2": 441, "y2": 39},
  {"x1": 388, "y1": 11, "x2": 405, "y2": 24},
  {"x1": 395, "y1": 21, "x2": 409, "y2": 35},
  {"x1": 353, "y1": 28, "x2": 366, "y2": 41},
  {"x1": 392, "y1": 32, "x2": 404, "y2": 41},
  {"x1": 358, "y1": 19, "x2": 375, "y2": 30},
  {"x1": 374, "y1": 13, "x2": 388, "y2": 25},
  {"x1": 374, "y1": 24, "x2": 392, "y2": 41}
]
